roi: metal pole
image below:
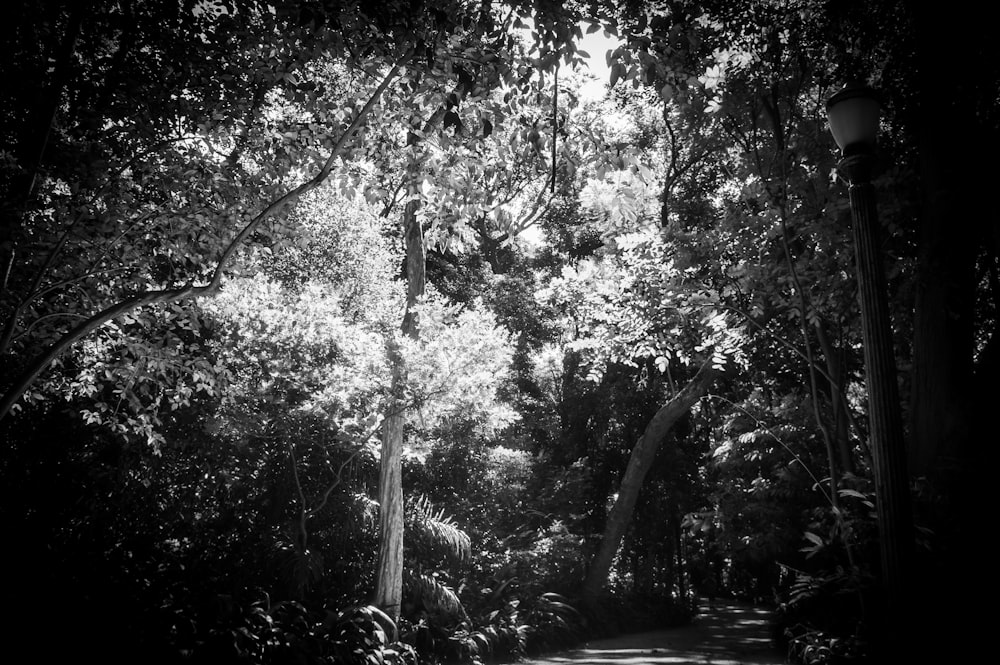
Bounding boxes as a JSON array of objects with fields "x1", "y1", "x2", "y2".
[{"x1": 840, "y1": 154, "x2": 913, "y2": 644}]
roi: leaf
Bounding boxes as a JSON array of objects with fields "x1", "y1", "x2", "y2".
[
  {"x1": 609, "y1": 63, "x2": 623, "y2": 87},
  {"x1": 838, "y1": 488, "x2": 875, "y2": 507},
  {"x1": 803, "y1": 531, "x2": 823, "y2": 546},
  {"x1": 407, "y1": 494, "x2": 471, "y2": 561},
  {"x1": 407, "y1": 573, "x2": 468, "y2": 621},
  {"x1": 443, "y1": 110, "x2": 463, "y2": 133},
  {"x1": 586, "y1": 22, "x2": 600, "y2": 34},
  {"x1": 482, "y1": 118, "x2": 493, "y2": 138}
]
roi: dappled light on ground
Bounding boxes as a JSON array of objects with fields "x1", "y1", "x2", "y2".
[{"x1": 524, "y1": 600, "x2": 784, "y2": 665}]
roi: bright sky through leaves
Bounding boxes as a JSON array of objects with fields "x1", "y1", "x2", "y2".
[{"x1": 576, "y1": 23, "x2": 619, "y2": 102}]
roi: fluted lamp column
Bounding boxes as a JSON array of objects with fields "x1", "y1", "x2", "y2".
[{"x1": 826, "y1": 82, "x2": 913, "y2": 643}]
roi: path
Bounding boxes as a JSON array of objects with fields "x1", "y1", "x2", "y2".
[{"x1": 523, "y1": 599, "x2": 786, "y2": 665}]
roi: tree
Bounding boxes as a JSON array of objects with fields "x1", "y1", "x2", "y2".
[
  {"x1": 361, "y1": 0, "x2": 622, "y2": 623},
  {"x1": 373, "y1": 174, "x2": 423, "y2": 623},
  {"x1": 582, "y1": 359, "x2": 720, "y2": 599},
  {"x1": 0, "y1": 1, "x2": 434, "y2": 427},
  {"x1": 538, "y1": 204, "x2": 748, "y2": 594},
  {"x1": 647, "y1": 1, "x2": 999, "y2": 657}
]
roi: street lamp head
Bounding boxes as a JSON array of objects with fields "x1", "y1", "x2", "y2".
[{"x1": 827, "y1": 82, "x2": 881, "y2": 157}]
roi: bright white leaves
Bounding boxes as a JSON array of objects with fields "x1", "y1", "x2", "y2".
[
  {"x1": 201, "y1": 187, "x2": 403, "y2": 444},
  {"x1": 207, "y1": 272, "x2": 518, "y2": 443},
  {"x1": 529, "y1": 343, "x2": 568, "y2": 405},
  {"x1": 539, "y1": 229, "x2": 747, "y2": 384},
  {"x1": 206, "y1": 275, "x2": 390, "y2": 429},
  {"x1": 578, "y1": 169, "x2": 658, "y2": 234},
  {"x1": 399, "y1": 289, "x2": 519, "y2": 437}
]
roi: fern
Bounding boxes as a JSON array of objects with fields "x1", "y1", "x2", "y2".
[
  {"x1": 406, "y1": 572, "x2": 470, "y2": 623},
  {"x1": 329, "y1": 605, "x2": 408, "y2": 665},
  {"x1": 522, "y1": 593, "x2": 585, "y2": 653},
  {"x1": 406, "y1": 493, "x2": 472, "y2": 562}
]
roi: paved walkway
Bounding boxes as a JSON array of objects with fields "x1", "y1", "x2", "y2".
[{"x1": 522, "y1": 599, "x2": 786, "y2": 665}]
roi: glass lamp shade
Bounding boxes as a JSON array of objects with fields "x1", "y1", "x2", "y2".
[{"x1": 826, "y1": 83, "x2": 880, "y2": 155}]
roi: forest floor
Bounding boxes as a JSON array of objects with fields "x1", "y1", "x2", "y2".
[{"x1": 523, "y1": 599, "x2": 787, "y2": 665}]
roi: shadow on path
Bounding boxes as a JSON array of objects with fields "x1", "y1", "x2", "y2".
[{"x1": 523, "y1": 599, "x2": 786, "y2": 665}]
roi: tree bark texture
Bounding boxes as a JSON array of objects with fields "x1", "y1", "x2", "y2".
[
  {"x1": 373, "y1": 359, "x2": 405, "y2": 622},
  {"x1": 814, "y1": 322, "x2": 854, "y2": 475},
  {"x1": 909, "y1": 93, "x2": 977, "y2": 475},
  {"x1": 582, "y1": 360, "x2": 719, "y2": 599},
  {"x1": 373, "y1": 194, "x2": 424, "y2": 625},
  {"x1": 903, "y1": 7, "x2": 998, "y2": 660},
  {"x1": 908, "y1": 2, "x2": 997, "y2": 478}
]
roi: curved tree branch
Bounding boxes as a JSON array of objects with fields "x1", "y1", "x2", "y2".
[{"x1": 0, "y1": 53, "x2": 413, "y2": 422}]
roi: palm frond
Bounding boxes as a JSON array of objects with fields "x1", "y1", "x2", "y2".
[
  {"x1": 406, "y1": 494, "x2": 472, "y2": 562},
  {"x1": 538, "y1": 593, "x2": 584, "y2": 620},
  {"x1": 406, "y1": 572, "x2": 469, "y2": 623}
]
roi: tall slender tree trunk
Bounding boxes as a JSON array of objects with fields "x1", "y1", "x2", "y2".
[
  {"x1": 903, "y1": 6, "x2": 997, "y2": 661},
  {"x1": 909, "y1": 65, "x2": 977, "y2": 476},
  {"x1": 815, "y1": 321, "x2": 854, "y2": 475},
  {"x1": 582, "y1": 360, "x2": 720, "y2": 600},
  {"x1": 374, "y1": 192, "x2": 424, "y2": 626},
  {"x1": 371, "y1": 94, "x2": 452, "y2": 625},
  {"x1": 672, "y1": 511, "x2": 687, "y2": 603},
  {"x1": 909, "y1": 0, "x2": 985, "y2": 478},
  {"x1": 373, "y1": 356, "x2": 405, "y2": 623}
]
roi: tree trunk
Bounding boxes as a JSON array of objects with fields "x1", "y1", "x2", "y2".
[
  {"x1": 373, "y1": 359, "x2": 405, "y2": 622},
  {"x1": 582, "y1": 360, "x2": 720, "y2": 600},
  {"x1": 815, "y1": 321, "x2": 854, "y2": 475},
  {"x1": 672, "y1": 511, "x2": 687, "y2": 602},
  {"x1": 902, "y1": 7, "x2": 997, "y2": 661},
  {"x1": 908, "y1": 4, "x2": 983, "y2": 478},
  {"x1": 909, "y1": 125, "x2": 977, "y2": 476},
  {"x1": 373, "y1": 194, "x2": 424, "y2": 626}
]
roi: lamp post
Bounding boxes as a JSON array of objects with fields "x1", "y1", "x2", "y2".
[{"x1": 826, "y1": 83, "x2": 913, "y2": 642}]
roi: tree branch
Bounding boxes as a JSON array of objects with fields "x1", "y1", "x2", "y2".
[{"x1": 0, "y1": 53, "x2": 413, "y2": 422}]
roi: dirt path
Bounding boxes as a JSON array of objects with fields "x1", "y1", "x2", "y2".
[{"x1": 523, "y1": 599, "x2": 786, "y2": 665}]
